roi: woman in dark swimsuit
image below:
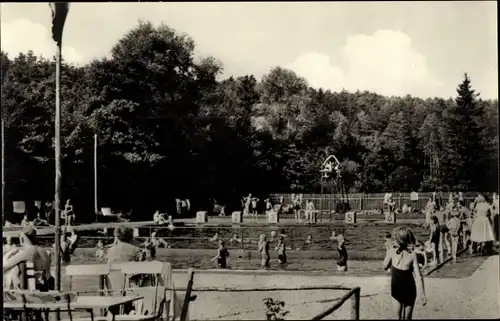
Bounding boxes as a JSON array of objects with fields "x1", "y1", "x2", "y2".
[{"x1": 383, "y1": 227, "x2": 427, "y2": 320}]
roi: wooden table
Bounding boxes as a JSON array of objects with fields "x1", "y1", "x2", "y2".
[{"x1": 4, "y1": 295, "x2": 143, "y2": 321}]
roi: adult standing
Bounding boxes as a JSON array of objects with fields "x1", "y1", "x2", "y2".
[
  {"x1": 251, "y1": 197, "x2": 260, "y2": 218},
  {"x1": 63, "y1": 199, "x2": 75, "y2": 226},
  {"x1": 243, "y1": 194, "x2": 252, "y2": 216},
  {"x1": 292, "y1": 194, "x2": 303, "y2": 222},
  {"x1": 264, "y1": 199, "x2": 273, "y2": 215},
  {"x1": 305, "y1": 200, "x2": 315, "y2": 223},
  {"x1": 492, "y1": 193, "x2": 499, "y2": 243},
  {"x1": 106, "y1": 226, "x2": 144, "y2": 263},
  {"x1": 410, "y1": 191, "x2": 419, "y2": 211},
  {"x1": 43, "y1": 201, "x2": 54, "y2": 224},
  {"x1": 470, "y1": 194, "x2": 495, "y2": 255},
  {"x1": 458, "y1": 192, "x2": 464, "y2": 206}
]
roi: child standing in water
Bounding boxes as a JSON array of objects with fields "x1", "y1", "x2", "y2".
[
  {"x1": 95, "y1": 240, "x2": 105, "y2": 260},
  {"x1": 212, "y1": 240, "x2": 229, "y2": 269},
  {"x1": 336, "y1": 233, "x2": 348, "y2": 271},
  {"x1": 275, "y1": 235, "x2": 287, "y2": 268},
  {"x1": 143, "y1": 231, "x2": 169, "y2": 260},
  {"x1": 259, "y1": 234, "x2": 270, "y2": 269}
]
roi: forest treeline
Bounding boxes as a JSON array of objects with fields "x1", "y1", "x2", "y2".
[{"x1": 1, "y1": 21, "x2": 498, "y2": 219}]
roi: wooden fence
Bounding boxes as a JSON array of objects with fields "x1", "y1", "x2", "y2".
[
  {"x1": 269, "y1": 192, "x2": 482, "y2": 212},
  {"x1": 311, "y1": 286, "x2": 360, "y2": 320}
]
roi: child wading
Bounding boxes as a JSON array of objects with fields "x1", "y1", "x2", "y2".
[
  {"x1": 143, "y1": 231, "x2": 169, "y2": 260},
  {"x1": 336, "y1": 233, "x2": 348, "y2": 271},
  {"x1": 95, "y1": 240, "x2": 106, "y2": 261},
  {"x1": 259, "y1": 234, "x2": 270, "y2": 269},
  {"x1": 212, "y1": 240, "x2": 229, "y2": 268},
  {"x1": 275, "y1": 235, "x2": 287, "y2": 268}
]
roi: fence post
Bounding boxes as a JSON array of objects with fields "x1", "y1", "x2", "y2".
[
  {"x1": 359, "y1": 194, "x2": 363, "y2": 211},
  {"x1": 350, "y1": 287, "x2": 360, "y2": 320},
  {"x1": 99, "y1": 274, "x2": 106, "y2": 316},
  {"x1": 180, "y1": 268, "x2": 195, "y2": 321},
  {"x1": 19, "y1": 262, "x2": 28, "y2": 321}
]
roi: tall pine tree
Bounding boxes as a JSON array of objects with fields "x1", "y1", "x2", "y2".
[{"x1": 444, "y1": 73, "x2": 487, "y2": 191}]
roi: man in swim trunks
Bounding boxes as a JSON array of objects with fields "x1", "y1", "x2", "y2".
[{"x1": 3, "y1": 225, "x2": 53, "y2": 291}]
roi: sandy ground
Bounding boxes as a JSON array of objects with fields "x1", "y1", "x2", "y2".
[{"x1": 170, "y1": 255, "x2": 500, "y2": 320}]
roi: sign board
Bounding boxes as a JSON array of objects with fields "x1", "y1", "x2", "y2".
[
  {"x1": 345, "y1": 211, "x2": 356, "y2": 224},
  {"x1": 268, "y1": 211, "x2": 279, "y2": 224},
  {"x1": 232, "y1": 211, "x2": 243, "y2": 223},
  {"x1": 13, "y1": 201, "x2": 26, "y2": 214},
  {"x1": 196, "y1": 211, "x2": 208, "y2": 223},
  {"x1": 133, "y1": 228, "x2": 139, "y2": 237},
  {"x1": 385, "y1": 212, "x2": 396, "y2": 224}
]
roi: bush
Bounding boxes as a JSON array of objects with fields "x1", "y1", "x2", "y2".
[{"x1": 263, "y1": 297, "x2": 290, "y2": 320}]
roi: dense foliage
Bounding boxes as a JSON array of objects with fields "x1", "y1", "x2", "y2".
[{"x1": 1, "y1": 21, "x2": 498, "y2": 220}]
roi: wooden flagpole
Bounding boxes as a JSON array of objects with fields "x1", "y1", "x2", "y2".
[
  {"x1": 1, "y1": 117, "x2": 4, "y2": 226},
  {"x1": 94, "y1": 134, "x2": 98, "y2": 219},
  {"x1": 50, "y1": 2, "x2": 69, "y2": 296},
  {"x1": 54, "y1": 40, "x2": 62, "y2": 293}
]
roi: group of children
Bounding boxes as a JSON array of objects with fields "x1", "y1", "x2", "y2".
[
  {"x1": 209, "y1": 229, "x2": 349, "y2": 271},
  {"x1": 426, "y1": 193, "x2": 498, "y2": 264},
  {"x1": 105, "y1": 227, "x2": 348, "y2": 271},
  {"x1": 239, "y1": 193, "x2": 320, "y2": 223},
  {"x1": 209, "y1": 232, "x2": 288, "y2": 269}
]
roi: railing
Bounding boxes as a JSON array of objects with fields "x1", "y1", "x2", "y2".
[
  {"x1": 311, "y1": 286, "x2": 360, "y2": 320},
  {"x1": 270, "y1": 192, "x2": 479, "y2": 212},
  {"x1": 176, "y1": 285, "x2": 361, "y2": 320}
]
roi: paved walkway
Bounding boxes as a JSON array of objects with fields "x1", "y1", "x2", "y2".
[{"x1": 173, "y1": 255, "x2": 499, "y2": 320}]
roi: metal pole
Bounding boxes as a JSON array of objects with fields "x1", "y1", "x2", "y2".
[
  {"x1": 1, "y1": 118, "x2": 5, "y2": 226},
  {"x1": 94, "y1": 134, "x2": 98, "y2": 218},
  {"x1": 54, "y1": 42, "x2": 62, "y2": 292}
]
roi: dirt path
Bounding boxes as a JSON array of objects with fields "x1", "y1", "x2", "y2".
[{"x1": 176, "y1": 255, "x2": 499, "y2": 320}]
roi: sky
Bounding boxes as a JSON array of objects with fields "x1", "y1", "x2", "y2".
[{"x1": 1, "y1": 2, "x2": 498, "y2": 99}]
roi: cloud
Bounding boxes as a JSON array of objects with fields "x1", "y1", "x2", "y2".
[
  {"x1": 286, "y1": 30, "x2": 445, "y2": 97},
  {"x1": 1, "y1": 18, "x2": 84, "y2": 64}
]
